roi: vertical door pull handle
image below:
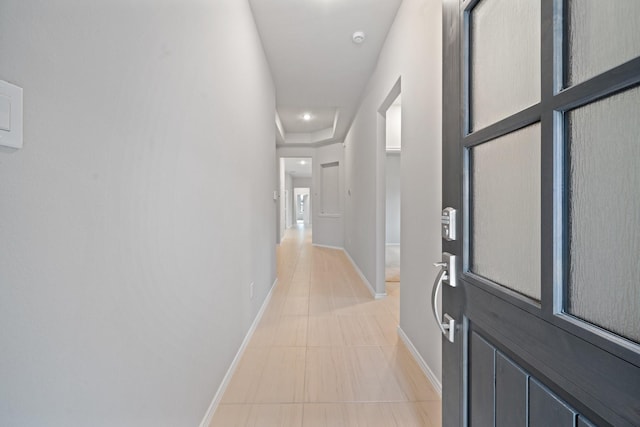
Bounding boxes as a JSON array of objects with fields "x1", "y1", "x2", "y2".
[{"x1": 431, "y1": 261, "x2": 456, "y2": 343}]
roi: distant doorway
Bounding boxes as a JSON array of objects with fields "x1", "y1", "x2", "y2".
[
  {"x1": 374, "y1": 79, "x2": 402, "y2": 297},
  {"x1": 278, "y1": 157, "x2": 312, "y2": 243},
  {"x1": 294, "y1": 187, "x2": 311, "y2": 226},
  {"x1": 385, "y1": 94, "x2": 401, "y2": 284}
]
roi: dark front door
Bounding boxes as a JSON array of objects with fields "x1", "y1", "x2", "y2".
[{"x1": 439, "y1": 1, "x2": 640, "y2": 426}]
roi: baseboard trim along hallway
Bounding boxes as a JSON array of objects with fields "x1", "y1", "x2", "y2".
[
  {"x1": 398, "y1": 326, "x2": 443, "y2": 397},
  {"x1": 311, "y1": 243, "x2": 343, "y2": 251},
  {"x1": 313, "y1": 243, "x2": 388, "y2": 300},
  {"x1": 198, "y1": 278, "x2": 279, "y2": 427},
  {"x1": 343, "y1": 249, "x2": 387, "y2": 300}
]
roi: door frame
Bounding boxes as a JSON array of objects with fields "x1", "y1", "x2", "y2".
[
  {"x1": 442, "y1": 1, "x2": 466, "y2": 425},
  {"x1": 374, "y1": 78, "x2": 402, "y2": 298}
]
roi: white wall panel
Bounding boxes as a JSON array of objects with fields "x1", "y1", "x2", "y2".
[{"x1": 0, "y1": 1, "x2": 276, "y2": 425}]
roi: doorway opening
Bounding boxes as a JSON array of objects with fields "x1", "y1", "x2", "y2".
[
  {"x1": 294, "y1": 187, "x2": 311, "y2": 226},
  {"x1": 279, "y1": 157, "x2": 313, "y2": 242},
  {"x1": 374, "y1": 77, "x2": 402, "y2": 298},
  {"x1": 385, "y1": 95, "x2": 401, "y2": 286}
]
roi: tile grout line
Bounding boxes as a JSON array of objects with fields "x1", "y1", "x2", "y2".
[
  {"x1": 301, "y1": 229, "x2": 311, "y2": 423},
  {"x1": 251, "y1": 229, "x2": 302, "y2": 407}
]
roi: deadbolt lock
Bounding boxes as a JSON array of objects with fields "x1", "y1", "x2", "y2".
[{"x1": 442, "y1": 207, "x2": 457, "y2": 241}]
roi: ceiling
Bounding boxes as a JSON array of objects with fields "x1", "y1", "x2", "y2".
[
  {"x1": 249, "y1": 0, "x2": 403, "y2": 146},
  {"x1": 278, "y1": 106, "x2": 336, "y2": 134},
  {"x1": 284, "y1": 157, "x2": 312, "y2": 178}
]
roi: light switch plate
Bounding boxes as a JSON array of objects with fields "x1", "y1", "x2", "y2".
[{"x1": 0, "y1": 80, "x2": 23, "y2": 149}]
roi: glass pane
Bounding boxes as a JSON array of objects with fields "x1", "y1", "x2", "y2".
[
  {"x1": 471, "y1": 124, "x2": 541, "y2": 300},
  {"x1": 567, "y1": 0, "x2": 640, "y2": 86},
  {"x1": 567, "y1": 86, "x2": 640, "y2": 343},
  {"x1": 471, "y1": 0, "x2": 540, "y2": 131}
]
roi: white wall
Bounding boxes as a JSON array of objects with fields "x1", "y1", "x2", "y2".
[
  {"x1": 386, "y1": 103, "x2": 402, "y2": 150},
  {"x1": 292, "y1": 177, "x2": 312, "y2": 188},
  {"x1": 314, "y1": 144, "x2": 345, "y2": 248},
  {"x1": 386, "y1": 153, "x2": 401, "y2": 245},
  {"x1": 277, "y1": 166, "x2": 295, "y2": 240},
  {"x1": 277, "y1": 144, "x2": 344, "y2": 248},
  {"x1": 285, "y1": 173, "x2": 293, "y2": 229},
  {"x1": 0, "y1": 1, "x2": 276, "y2": 426},
  {"x1": 278, "y1": 158, "x2": 286, "y2": 242},
  {"x1": 343, "y1": 0, "x2": 443, "y2": 383}
]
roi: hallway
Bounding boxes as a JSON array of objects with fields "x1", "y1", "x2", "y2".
[{"x1": 210, "y1": 226, "x2": 441, "y2": 426}]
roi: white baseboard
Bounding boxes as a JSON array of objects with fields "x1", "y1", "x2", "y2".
[
  {"x1": 312, "y1": 243, "x2": 344, "y2": 251},
  {"x1": 342, "y1": 249, "x2": 387, "y2": 300},
  {"x1": 311, "y1": 244, "x2": 387, "y2": 300},
  {"x1": 397, "y1": 326, "x2": 442, "y2": 397},
  {"x1": 198, "y1": 278, "x2": 278, "y2": 427}
]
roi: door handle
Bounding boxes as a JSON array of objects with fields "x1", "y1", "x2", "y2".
[{"x1": 431, "y1": 257, "x2": 456, "y2": 343}]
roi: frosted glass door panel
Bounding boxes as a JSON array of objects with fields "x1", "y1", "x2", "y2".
[
  {"x1": 471, "y1": 124, "x2": 541, "y2": 300},
  {"x1": 567, "y1": 0, "x2": 640, "y2": 86},
  {"x1": 567, "y1": 86, "x2": 640, "y2": 343},
  {"x1": 471, "y1": 0, "x2": 540, "y2": 131}
]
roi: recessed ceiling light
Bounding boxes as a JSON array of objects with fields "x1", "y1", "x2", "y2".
[
  {"x1": 352, "y1": 31, "x2": 366, "y2": 44},
  {"x1": 300, "y1": 160, "x2": 306, "y2": 165},
  {"x1": 303, "y1": 113, "x2": 312, "y2": 121}
]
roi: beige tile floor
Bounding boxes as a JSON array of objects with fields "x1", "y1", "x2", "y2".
[{"x1": 210, "y1": 226, "x2": 441, "y2": 427}]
